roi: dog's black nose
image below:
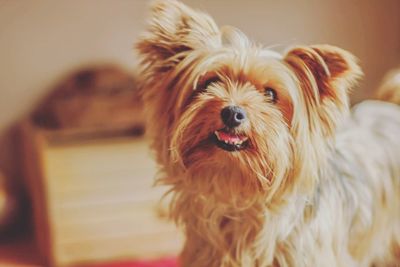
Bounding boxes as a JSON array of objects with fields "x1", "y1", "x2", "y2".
[{"x1": 220, "y1": 106, "x2": 247, "y2": 128}]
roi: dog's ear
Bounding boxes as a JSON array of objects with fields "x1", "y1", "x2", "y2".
[
  {"x1": 284, "y1": 45, "x2": 362, "y2": 135},
  {"x1": 136, "y1": 0, "x2": 220, "y2": 72},
  {"x1": 284, "y1": 45, "x2": 362, "y2": 105}
]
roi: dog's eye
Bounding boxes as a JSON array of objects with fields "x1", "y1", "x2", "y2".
[
  {"x1": 264, "y1": 87, "x2": 277, "y2": 103},
  {"x1": 203, "y1": 76, "x2": 221, "y2": 89},
  {"x1": 195, "y1": 75, "x2": 221, "y2": 93}
]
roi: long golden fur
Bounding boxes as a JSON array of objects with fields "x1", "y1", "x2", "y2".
[{"x1": 135, "y1": 1, "x2": 400, "y2": 266}]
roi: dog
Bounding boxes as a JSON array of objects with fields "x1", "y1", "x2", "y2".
[{"x1": 135, "y1": 1, "x2": 400, "y2": 266}]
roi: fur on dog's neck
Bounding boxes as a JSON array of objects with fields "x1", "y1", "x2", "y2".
[{"x1": 159, "y1": 161, "x2": 314, "y2": 267}]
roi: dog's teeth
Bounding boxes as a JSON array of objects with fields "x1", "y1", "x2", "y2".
[
  {"x1": 214, "y1": 131, "x2": 221, "y2": 140},
  {"x1": 214, "y1": 130, "x2": 248, "y2": 147}
]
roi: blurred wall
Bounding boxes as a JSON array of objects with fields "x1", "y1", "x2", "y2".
[
  {"x1": 0, "y1": 0, "x2": 399, "y2": 179},
  {"x1": 0, "y1": 0, "x2": 400, "y2": 134}
]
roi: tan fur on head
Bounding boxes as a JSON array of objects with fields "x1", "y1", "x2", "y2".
[{"x1": 136, "y1": 1, "x2": 400, "y2": 266}]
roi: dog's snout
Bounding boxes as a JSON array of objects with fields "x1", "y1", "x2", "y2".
[{"x1": 221, "y1": 106, "x2": 247, "y2": 128}]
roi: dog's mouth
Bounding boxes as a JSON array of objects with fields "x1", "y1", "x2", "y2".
[{"x1": 212, "y1": 129, "x2": 249, "y2": 152}]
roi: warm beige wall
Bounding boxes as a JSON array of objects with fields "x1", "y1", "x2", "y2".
[{"x1": 0, "y1": 0, "x2": 399, "y2": 134}]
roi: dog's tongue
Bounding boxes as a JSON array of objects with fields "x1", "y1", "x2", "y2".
[{"x1": 216, "y1": 131, "x2": 245, "y2": 143}]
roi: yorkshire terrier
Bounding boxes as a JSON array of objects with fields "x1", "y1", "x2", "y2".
[{"x1": 136, "y1": 1, "x2": 400, "y2": 266}]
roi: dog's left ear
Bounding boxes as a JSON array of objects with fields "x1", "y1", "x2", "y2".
[
  {"x1": 284, "y1": 45, "x2": 362, "y2": 136},
  {"x1": 136, "y1": 0, "x2": 220, "y2": 73},
  {"x1": 284, "y1": 45, "x2": 362, "y2": 105}
]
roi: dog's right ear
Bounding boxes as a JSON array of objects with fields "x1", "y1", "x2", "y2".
[{"x1": 136, "y1": 0, "x2": 220, "y2": 72}]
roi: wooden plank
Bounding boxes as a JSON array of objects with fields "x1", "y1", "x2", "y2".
[
  {"x1": 20, "y1": 122, "x2": 181, "y2": 266},
  {"x1": 55, "y1": 231, "x2": 181, "y2": 266}
]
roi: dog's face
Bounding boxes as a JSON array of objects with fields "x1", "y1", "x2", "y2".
[{"x1": 137, "y1": 0, "x2": 361, "y2": 196}]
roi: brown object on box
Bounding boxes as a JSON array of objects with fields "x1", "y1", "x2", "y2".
[
  {"x1": 20, "y1": 121, "x2": 182, "y2": 267},
  {"x1": 32, "y1": 64, "x2": 143, "y2": 131}
]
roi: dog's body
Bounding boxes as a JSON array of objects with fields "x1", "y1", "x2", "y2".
[
  {"x1": 136, "y1": 1, "x2": 400, "y2": 266},
  {"x1": 287, "y1": 100, "x2": 400, "y2": 267}
]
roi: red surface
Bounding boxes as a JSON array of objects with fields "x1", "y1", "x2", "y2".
[{"x1": 91, "y1": 257, "x2": 178, "y2": 267}]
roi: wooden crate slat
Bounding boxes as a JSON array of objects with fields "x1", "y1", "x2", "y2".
[{"x1": 21, "y1": 121, "x2": 181, "y2": 267}]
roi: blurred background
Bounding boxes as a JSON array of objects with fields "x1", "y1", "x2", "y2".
[{"x1": 0, "y1": 1, "x2": 399, "y2": 266}]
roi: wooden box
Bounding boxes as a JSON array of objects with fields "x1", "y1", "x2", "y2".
[{"x1": 20, "y1": 122, "x2": 181, "y2": 267}]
